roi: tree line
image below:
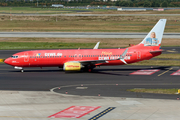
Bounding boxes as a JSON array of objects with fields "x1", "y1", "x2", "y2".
[
  {"x1": 115, "y1": 0, "x2": 180, "y2": 7},
  {"x1": 0, "y1": 0, "x2": 180, "y2": 7}
]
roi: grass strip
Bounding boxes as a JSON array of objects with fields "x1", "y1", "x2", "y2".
[
  {"x1": 1, "y1": 7, "x2": 180, "y2": 14},
  {"x1": 131, "y1": 60, "x2": 180, "y2": 66},
  {"x1": 155, "y1": 54, "x2": 180, "y2": 59},
  {"x1": 127, "y1": 88, "x2": 179, "y2": 94},
  {"x1": 0, "y1": 42, "x2": 97, "y2": 49},
  {"x1": 0, "y1": 16, "x2": 180, "y2": 32}
]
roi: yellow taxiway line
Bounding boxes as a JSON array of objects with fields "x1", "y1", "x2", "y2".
[{"x1": 158, "y1": 68, "x2": 173, "y2": 77}]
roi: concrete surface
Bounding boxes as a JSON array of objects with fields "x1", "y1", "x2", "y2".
[
  {"x1": 0, "y1": 90, "x2": 180, "y2": 120},
  {"x1": 0, "y1": 32, "x2": 180, "y2": 38}
]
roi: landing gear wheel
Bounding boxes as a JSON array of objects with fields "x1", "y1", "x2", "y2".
[
  {"x1": 83, "y1": 65, "x2": 95, "y2": 72},
  {"x1": 88, "y1": 69, "x2": 92, "y2": 72},
  {"x1": 21, "y1": 69, "x2": 24, "y2": 73}
]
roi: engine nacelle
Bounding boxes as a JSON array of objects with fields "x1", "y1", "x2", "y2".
[{"x1": 63, "y1": 62, "x2": 81, "y2": 71}]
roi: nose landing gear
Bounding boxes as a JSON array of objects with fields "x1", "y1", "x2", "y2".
[{"x1": 14, "y1": 66, "x2": 24, "y2": 72}]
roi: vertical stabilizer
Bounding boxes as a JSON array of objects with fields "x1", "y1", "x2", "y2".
[{"x1": 140, "y1": 19, "x2": 166, "y2": 47}]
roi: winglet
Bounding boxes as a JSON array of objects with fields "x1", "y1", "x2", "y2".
[
  {"x1": 118, "y1": 48, "x2": 128, "y2": 64},
  {"x1": 93, "y1": 42, "x2": 100, "y2": 49}
]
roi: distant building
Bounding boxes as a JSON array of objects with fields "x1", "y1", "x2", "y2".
[{"x1": 52, "y1": 4, "x2": 64, "y2": 8}]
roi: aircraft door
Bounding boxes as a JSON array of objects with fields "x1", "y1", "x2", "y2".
[
  {"x1": 24, "y1": 53, "x2": 29, "y2": 62},
  {"x1": 33, "y1": 54, "x2": 39, "y2": 62},
  {"x1": 137, "y1": 51, "x2": 141, "y2": 60}
]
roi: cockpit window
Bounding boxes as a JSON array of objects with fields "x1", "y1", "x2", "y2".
[{"x1": 11, "y1": 56, "x2": 18, "y2": 58}]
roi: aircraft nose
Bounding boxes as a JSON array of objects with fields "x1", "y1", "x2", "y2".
[{"x1": 4, "y1": 58, "x2": 10, "y2": 65}]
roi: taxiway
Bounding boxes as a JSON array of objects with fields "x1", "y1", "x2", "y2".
[{"x1": 0, "y1": 32, "x2": 180, "y2": 38}]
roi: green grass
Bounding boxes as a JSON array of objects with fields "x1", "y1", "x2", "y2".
[
  {"x1": 0, "y1": 7, "x2": 75, "y2": 11},
  {"x1": 0, "y1": 7, "x2": 76, "y2": 14},
  {"x1": 0, "y1": 7, "x2": 109, "y2": 14},
  {"x1": 0, "y1": 42, "x2": 97, "y2": 49},
  {"x1": 0, "y1": 17, "x2": 180, "y2": 32},
  {"x1": 131, "y1": 60, "x2": 180, "y2": 66},
  {"x1": 1, "y1": 7, "x2": 180, "y2": 14},
  {"x1": 0, "y1": 20, "x2": 180, "y2": 32},
  {"x1": 127, "y1": 88, "x2": 179, "y2": 94},
  {"x1": 155, "y1": 54, "x2": 180, "y2": 59},
  {"x1": 0, "y1": 7, "x2": 41, "y2": 11}
]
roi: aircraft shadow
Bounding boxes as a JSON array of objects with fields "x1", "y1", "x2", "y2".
[
  {"x1": 91, "y1": 66, "x2": 172, "y2": 76},
  {"x1": 8, "y1": 66, "x2": 172, "y2": 75}
]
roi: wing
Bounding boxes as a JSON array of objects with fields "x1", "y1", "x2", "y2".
[{"x1": 68, "y1": 48, "x2": 129, "y2": 66}]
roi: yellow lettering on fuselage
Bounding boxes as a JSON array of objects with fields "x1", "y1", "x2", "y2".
[{"x1": 101, "y1": 51, "x2": 112, "y2": 56}]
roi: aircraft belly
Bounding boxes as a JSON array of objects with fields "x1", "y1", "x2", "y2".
[{"x1": 101, "y1": 60, "x2": 125, "y2": 66}]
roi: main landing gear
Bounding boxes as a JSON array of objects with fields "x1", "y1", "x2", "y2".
[{"x1": 83, "y1": 65, "x2": 95, "y2": 72}]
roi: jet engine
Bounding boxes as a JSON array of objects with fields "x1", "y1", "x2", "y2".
[{"x1": 63, "y1": 62, "x2": 82, "y2": 71}]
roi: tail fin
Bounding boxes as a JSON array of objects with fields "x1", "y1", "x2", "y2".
[{"x1": 140, "y1": 19, "x2": 166, "y2": 47}]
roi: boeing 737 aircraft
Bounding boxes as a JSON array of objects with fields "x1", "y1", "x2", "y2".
[{"x1": 5, "y1": 19, "x2": 166, "y2": 72}]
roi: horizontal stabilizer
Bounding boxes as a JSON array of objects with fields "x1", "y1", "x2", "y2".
[{"x1": 149, "y1": 50, "x2": 163, "y2": 53}]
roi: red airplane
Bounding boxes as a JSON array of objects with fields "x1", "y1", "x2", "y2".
[{"x1": 5, "y1": 19, "x2": 166, "y2": 72}]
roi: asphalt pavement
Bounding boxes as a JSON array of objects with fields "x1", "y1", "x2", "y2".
[
  {"x1": 0, "y1": 63, "x2": 180, "y2": 100},
  {"x1": 1, "y1": 49, "x2": 180, "y2": 119},
  {"x1": 0, "y1": 32, "x2": 180, "y2": 38}
]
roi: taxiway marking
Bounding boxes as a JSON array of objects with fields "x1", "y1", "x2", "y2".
[
  {"x1": 158, "y1": 68, "x2": 173, "y2": 76},
  {"x1": 89, "y1": 107, "x2": 115, "y2": 120},
  {"x1": 171, "y1": 69, "x2": 180, "y2": 75}
]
